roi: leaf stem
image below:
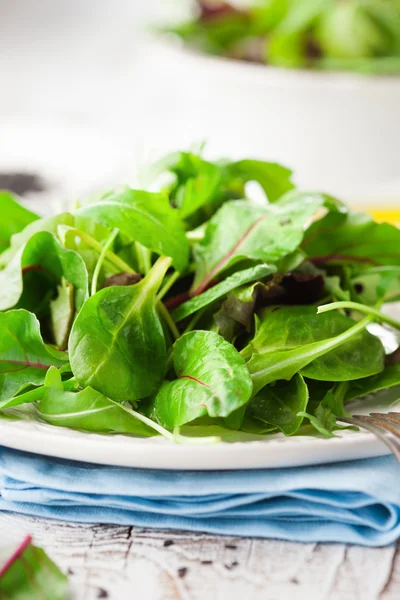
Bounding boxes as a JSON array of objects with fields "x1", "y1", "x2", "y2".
[
  {"x1": 156, "y1": 270, "x2": 181, "y2": 303},
  {"x1": 91, "y1": 229, "x2": 120, "y2": 296},
  {"x1": 182, "y1": 309, "x2": 205, "y2": 335},
  {"x1": 135, "y1": 242, "x2": 152, "y2": 274},
  {"x1": 64, "y1": 229, "x2": 135, "y2": 274},
  {"x1": 318, "y1": 301, "x2": 400, "y2": 331},
  {"x1": 117, "y1": 403, "x2": 174, "y2": 441},
  {"x1": 158, "y1": 302, "x2": 180, "y2": 341}
]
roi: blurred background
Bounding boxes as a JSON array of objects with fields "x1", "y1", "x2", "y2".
[{"x1": 0, "y1": 0, "x2": 399, "y2": 217}]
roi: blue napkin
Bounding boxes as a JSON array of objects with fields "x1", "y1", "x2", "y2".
[{"x1": 0, "y1": 446, "x2": 399, "y2": 546}]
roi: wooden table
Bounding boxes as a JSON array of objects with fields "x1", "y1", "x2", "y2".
[{"x1": 1, "y1": 513, "x2": 399, "y2": 599}]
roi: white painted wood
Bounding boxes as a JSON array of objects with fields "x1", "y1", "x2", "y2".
[{"x1": 0, "y1": 514, "x2": 399, "y2": 600}]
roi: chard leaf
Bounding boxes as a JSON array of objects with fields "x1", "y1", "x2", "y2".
[
  {"x1": 0, "y1": 231, "x2": 88, "y2": 315},
  {"x1": 303, "y1": 211, "x2": 400, "y2": 268},
  {"x1": 0, "y1": 310, "x2": 68, "y2": 402},
  {"x1": 0, "y1": 536, "x2": 68, "y2": 600},
  {"x1": 38, "y1": 372, "x2": 154, "y2": 437},
  {"x1": 243, "y1": 306, "x2": 384, "y2": 394},
  {"x1": 0, "y1": 192, "x2": 39, "y2": 253},
  {"x1": 246, "y1": 374, "x2": 309, "y2": 435},
  {"x1": 172, "y1": 263, "x2": 276, "y2": 322},
  {"x1": 146, "y1": 330, "x2": 253, "y2": 429},
  {"x1": 192, "y1": 192, "x2": 324, "y2": 295},
  {"x1": 76, "y1": 188, "x2": 189, "y2": 272},
  {"x1": 69, "y1": 256, "x2": 171, "y2": 402}
]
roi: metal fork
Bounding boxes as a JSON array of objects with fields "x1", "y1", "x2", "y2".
[{"x1": 338, "y1": 412, "x2": 400, "y2": 463}]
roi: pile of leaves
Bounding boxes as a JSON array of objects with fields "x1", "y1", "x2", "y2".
[
  {"x1": 0, "y1": 149, "x2": 400, "y2": 443},
  {"x1": 166, "y1": 0, "x2": 400, "y2": 74}
]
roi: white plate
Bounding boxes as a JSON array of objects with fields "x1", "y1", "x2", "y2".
[{"x1": 0, "y1": 389, "x2": 399, "y2": 470}]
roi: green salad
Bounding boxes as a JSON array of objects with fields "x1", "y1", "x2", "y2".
[
  {"x1": 166, "y1": 0, "x2": 400, "y2": 74},
  {"x1": 0, "y1": 150, "x2": 399, "y2": 443}
]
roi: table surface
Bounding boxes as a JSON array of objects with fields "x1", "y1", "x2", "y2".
[
  {"x1": 1, "y1": 513, "x2": 400, "y2": 600},
  {"x1": 1, "y1": 3, "x2": 399, "y2": 598}
]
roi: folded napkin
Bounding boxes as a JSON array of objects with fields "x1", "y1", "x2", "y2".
[{"x1": 0, "y1": 446, "x2": 399, "y2": 547}]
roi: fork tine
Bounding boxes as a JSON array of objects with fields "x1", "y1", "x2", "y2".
[
  {"x1": 339, "y1": 415, "x2": 400, "y2": 463},
  {"x1": 369, "y1": 412, "x2": 400, "y2": 426},
  {"x1": 352, "y1": 414, "x2": 400, "y2": 438}
]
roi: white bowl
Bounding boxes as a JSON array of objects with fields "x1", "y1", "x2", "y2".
[{"x1": 138, "y1": 37, "x2": 400, "y2": 208}]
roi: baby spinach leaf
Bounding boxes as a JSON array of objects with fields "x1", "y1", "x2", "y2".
[
  {"x1": 146, "y1": 330, "x2": 253, "y2": 429},
  {"x1": 192, "y1": 192, "x2": 324, "y2": 294},
  {"x1": 227, "y1": 159, "x2": 294, "y2": 202},
  {"x1": 0, "y1": 231, "x2": 88, "y2": 314},
  {"x1": 0, "y1": 536, "x2": 68, "y2": 600},
  {"x1": 0, "y1": 310, "x2": 68, "y2": 401},
  {"x1": 172, "y1": 264, "x2": 276, "y2": 322},
  {"x1": 243, "y1": 306, "x2": 384, "y2": 394},
  {"x1": 0, "y1": 191, "x2": 39, "y2": 253},
  {"x1": 38, "y1": 382, "x2": 154, "y2": 437},
  {"x1": 76, "y1": 188, "x2": 189, "y2": 272},
  {"x1": 69, "y1": 256, "x2": 171, "y2": 402},
  {"x1": 345, "y1": 364, "x2": 400, "y2": 402},
  {"x1": 0, "y1": 213, "x2": 74, "y2": 266},
  {"x1": 246, "y1": 374, "x2": 309, "y2": 435},
  {"x1": 50, "y1": 280, "x2": 75, "y2": 350}
]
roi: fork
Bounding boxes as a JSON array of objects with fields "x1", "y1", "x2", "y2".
[{"x1": 338, "y1": 412, "x2": 400, "y2": 463}]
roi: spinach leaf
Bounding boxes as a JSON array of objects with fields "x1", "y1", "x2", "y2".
[
  {"x1": 146, "y1": 330, "x2": 253, "y2": 429},
  {"x1": 0, "y1": 310, "x2": 68, "y2": 401},
  {"x1": 69, "y1": 256, "x2": 171, "y2": 401},
  {"x1": 76, "y1": 188, "x2": 189, "y2": 272},
  {"x1": 0, "y1": 192, "x2": 39, "y2": 253},
  {"x1": 172, "y1": 264, "x2": 276, "y2": 322},
  {"x1": 0, "y1": 536, "x2": 68, "y2": 600},
  {"x1": 243, "y1": 306, "x2": 384, "y2": 394},
  {"x1": 0, "y1": 213, "x2": 74, "y2": 266},
  {"x1": 0, "y1": 231, "x2": 89, "y2": 315},
  {"x1": 192, "y1": 192, "x2": 324, "y2": 294},
  {"x1": 38, "y1": 370, "x2": 154, "y2": 437},
  {"x1": 50, "y1": 280, "x2": 75, "y2": 350},
  {"x1": 246, "y1": 374, "x2": 309, "y2": 435},
  {"x1": 227, "y1": 159, "x2": 294, "y2": 202},
  {"x1": 345, "y1": 364, "x2": 400, "y2": 402}
]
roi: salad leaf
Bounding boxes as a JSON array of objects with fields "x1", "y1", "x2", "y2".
[
  {"x1": 192, "y1": 192, "x2": 324, "y2": 294},
  {"x1": 303, "y1": 211, "x2": 400, "y2": 268},
  {"x1": 0, "y1": 191, "x2": 39, "y2": 253},
  {"x1": 0, "y1": 231, "x2": 88, "y2": 314},
  {"x1": 345, "y1": 364, "x2": 400, "y2": 402},
  {"x1": 69, "y1": 256, "x2": 171, "y2": 401},
  {"x1": 76, "y1": 188, "x2": 189, "y2": 272},
  {"x1": 246, "y1": 374, "x2": 309, "y2": 435},
  {"x1": 172, "y1": 263, "x2": 276, "y2": 322},
  {"x1": 38, "y1": 369, "x2": 154, "y2": 437},
  {"x1": 0, "y1": 310, "x2": 68, "y2": 402},
  {"x1": 225, "y1": 159, "x2": 295, "y2": 202},
  {"x1": 146, "y1": 330, "x2": 253, "y2": 429},
  {"x1": 243, "y1": 306, "x2": 384, "y2": 394},
  {"x1": 0, "y1": 536, "x2": 68, "y2": 600}
]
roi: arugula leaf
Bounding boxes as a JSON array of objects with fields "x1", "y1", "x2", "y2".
[
  {"x1": 192, "y1": 192, "x2": 324, "y2": 294},
  {"x1": 76, "y1": 188, "x2": 189, "y2": 272},
  {"x1": 0, "y1": 191, "x2": 39, "y2": 253},
  {"x1": 69, "y1": 256, "x2": 171, "y2": 401},
  {"x1": 0, "y1": 231, "x2": 88, "y2": 315},
  {"x1": 172, "y1": 264, "x2": 276, "y2": 322},
  {"x1": 0, "y1": 536, "x2": 68, "y2": 600},
  {"x1": 243, "y1": 306, "x2": 384, "y2": 394},
  {"x1": 146, "y1": 330, "x2": 253, "y2": 429},
  {"x1": 0, "y1": 310, "x2": 68, "y2": 402},
  {"x1": 246, "y1": 374, "x2": 309, "y2": 435},
  {"x1": 299, "y1": 385, "x2": 352, "y2": 438}
]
